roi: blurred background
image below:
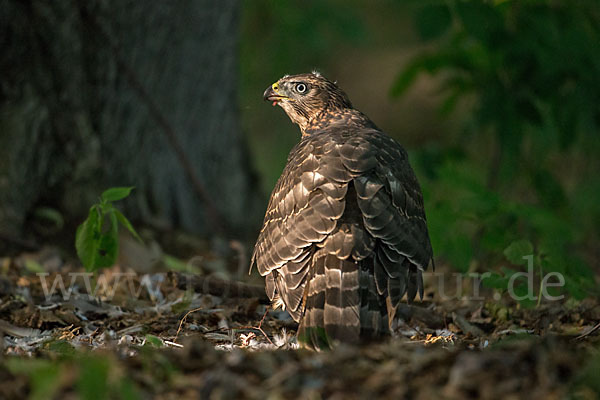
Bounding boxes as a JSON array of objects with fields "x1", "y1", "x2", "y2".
[{"x1": 1, "y1": 0, "x2": 599, "y2": 298}]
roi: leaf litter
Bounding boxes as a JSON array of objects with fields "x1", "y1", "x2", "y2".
[{"x1": 0, "y1": 246, "x2": 598, "y2": 399}]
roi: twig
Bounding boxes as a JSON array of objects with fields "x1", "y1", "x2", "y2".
[
  {"x1": 573, "y1": 321, "x2": 600, "y2": 342},
  {"x1": 237, "y1": 308, "x2": 274, "y2": 346},
  {"x1": 164, "y1": 340, "x2": 184, "y2": 348},
  {"x1": 174, "y1": 306, "x2": 204, "y2": 343},
  {"x1": 168, "y1": 272, "x2": 269, "y2": 303},
  {"x1": 256, "y1": 308, "x2": 274, "y2": 346}
]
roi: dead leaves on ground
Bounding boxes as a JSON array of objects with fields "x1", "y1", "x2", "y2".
[{"x1": 0, "y1": 248, "x2": 598, "y2": 399}]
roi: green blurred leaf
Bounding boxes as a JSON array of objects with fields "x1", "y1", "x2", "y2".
[
  {"x1": 33, "y1": 207, "x2": 64, "y2": 230},
  {"x1": 482, "y1": 272, "x2": 509, "y2": 290},
  {"x1": 24, "y1": 258, "x2": 44, "y2": 274},
  {"x1": 77, "y1": 356, "x2": 110, "y2": 400},
  {"x1": 171, "y1": 289, "x2": 193, "y2": 315},
  {"x1": 503, "y1": 240, "x2": 534, "y2": 266},
  {"x1": 144, "y1": 334, "x2": 164, "y2": 348},
  {"x1": 118, "y1": 378, "x2": 141, "y2": 400},
  {"x1": 5, "y1": 358, "x2": 62, "y2": 400},
  {"x1": 45, "y1": 340, "x2": 76, "y2": 357},
  {"x1": 101, "y1": 187, "x2": 134, "y2": 203},
  {"x1": 414, "y1": 4, "x2": 452, "y2": 40},
  {"x1": 456, "y1": 2, "x2": 502, "y2": 43},
  {"x1": 391, "y1": 53, "x2": 450, "y2": 96},
  {"x1": 163, "y1": 254, "x2": 201, "y2": 274}
]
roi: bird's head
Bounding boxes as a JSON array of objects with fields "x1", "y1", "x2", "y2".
[{"x1": 263, "y1": 72, "x2": 353, "y2": 134}]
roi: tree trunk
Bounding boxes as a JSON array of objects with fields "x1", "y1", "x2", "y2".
[{"x1": 0, "y1": 0, "x2": 263, "y2": 244}]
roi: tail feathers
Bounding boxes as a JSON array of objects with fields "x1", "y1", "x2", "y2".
[
  {"x1": 360, "y1": 258, "x2": 390, "y2": 338},
  {"x1": 406, "y1": 266, "x2": 424, "y2": 303},
  {"x1": 298, "y1": 251, "x2": 360, "y2": 350},
  {"x1": 297, "y1": 252, "x2": 424, "y2": 349}
]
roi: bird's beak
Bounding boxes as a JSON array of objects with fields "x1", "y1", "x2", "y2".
[{"x1": 263, "y1": 82, "x2": 288, "y2": 105}]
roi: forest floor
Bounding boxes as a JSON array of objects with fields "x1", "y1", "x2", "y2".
[{"x1": 0, "y1": 240, "x2": 599, "y2": 399}]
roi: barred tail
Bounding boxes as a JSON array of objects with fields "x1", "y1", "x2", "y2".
[
  {"x1": 359, "y1": 257, "x2": 390, "y2": 338},
  {"x1": 298, "y1": 250, "x2": 361, "y2": 350}
]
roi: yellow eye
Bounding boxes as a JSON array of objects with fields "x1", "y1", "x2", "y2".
[{"x1": 295, "y1": 83, "x2": 307, "y2": 94}]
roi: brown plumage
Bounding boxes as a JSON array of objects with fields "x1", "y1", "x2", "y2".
[{"x1": 252, "y1": 72, "x2": 433, "y2": 349}]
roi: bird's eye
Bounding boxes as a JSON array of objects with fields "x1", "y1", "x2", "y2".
[{"x1": 295, "y1": 83, "x2": 307, "y2": 94}]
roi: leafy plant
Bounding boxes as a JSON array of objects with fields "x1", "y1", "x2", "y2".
[
  {"x1": 482, "y1": 239, "x2": 571, "y2": 308},
  {"x1": 75, "y1": 187, "x2": 141, "y2": 272},
  {"x1": 5, "y1": 352, "x2": 142, "y2": 400},
  {"x1": 397, "y1": 0, "x2": 599, "y2": 301}
]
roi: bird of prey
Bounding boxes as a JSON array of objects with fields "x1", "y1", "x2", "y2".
[{"x1": 251, "y1": 72, "x2": 433, "y2": 349}]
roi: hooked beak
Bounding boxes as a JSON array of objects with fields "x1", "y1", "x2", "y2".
[{"x1": 263, "y1": 82, "x2": 288, "y2": 105}]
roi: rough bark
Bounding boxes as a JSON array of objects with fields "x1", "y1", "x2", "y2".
[{"x1": 0, "y1": 0, "x2": 262, "y2": 242}]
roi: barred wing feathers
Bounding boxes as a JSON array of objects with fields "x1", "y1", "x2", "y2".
[{"x1": 251, "y1": 127, "x2": 433, "y2": 348}]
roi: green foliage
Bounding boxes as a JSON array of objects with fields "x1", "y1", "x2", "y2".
[
  {"x1": 144, "y1": 334, "x2": 164, "y2": 348},
  {"x1": 77, "y1": 355, "x2": 110, "y2": 400},
  {"x1": 297, "y1": 327, "x2": 332, "y2": 351},
  {"x1": 570, "y1": 347, "x2": 600, "y2": 398},
  {"x1": 5, "y1": 352, "x2": 142, "y2": 400},
  {"x1": 75, "y1": 187, "x2": 141, "y2": 272},
  {"x1": 503, "y1": 240, "x2": 533, "y2": 266},
  {"x1": 482, "y1": 240, "x2": 563, "y2": 308},
  {"x1": 5, "y1": 358, "x2": 62, "y2": 400},
  {"x1": 398, "y1": 0, "x2": 599, "y2": 301}
]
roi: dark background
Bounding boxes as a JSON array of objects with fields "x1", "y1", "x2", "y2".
[
  {"x1": 1, "y1": 1, "x2": 599, "y2": 398},
  {"x1": 1, "y1": 0, "x2": 599, "y2": 295}
]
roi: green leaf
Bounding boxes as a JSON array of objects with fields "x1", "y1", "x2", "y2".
[
  {"x1": 33, "y1": 207, "x2": 64, "y2": 230},
  {"x1": 297, "y1": 327, "x2": 332, "y2": 350},
  {"x1": 482, "y1": 272, "x2": 509, "y2": 290},
  {"x1": 101, "y1": 187, "x2": 135, "y2": 203},
  {"x1": 5, "y1": 359, "x2": 62, "y2": 400},
  {"x1": 503, "y1": 240, "x2": 534, "y2": 266},
  {"x1": 118, "y1": 378, "x2": 141, "y2": 400},
  {"x1": 92, "y1": 211, "x2": 120, "y2": 271},
  {"x1": 391, "y1": 52, "x2": 452, "y2": 97},
  {"x1": 445, "y1": 234, "x2": 473, "y2": 273},
  {"x1": 114, "y1": 209, "x2": 142, "y2": 242},
  {"x1": 171, "y1": 290, "x2": 193, "y2": 315},
  {"x1": 76, "y1": 206, "x2": 102, "y2": 271},
  {"x1": 45, "y1": 340, "x2": 76, "y2": 357},
  {"x1": 456, "y1": 2, "x2": 502, "y2": 43},
  {"x1": 144, "y1": 334, "x2": 164, "y2": 348},
  {"x1": 76, "y1": 208, "x2": 119, "y2": 272},
  {"x1": 163, "y1": 254, "x2": 201, "y2": 274},
  {"x1": 414, "y1": 4, "x2": 452, "y2": 41},
  {"x1": 24, "y1": 259, "x2": 44, "y2": 274},
  {"x1": 77, "y1": 356, "x2": 110, "y2": 400},
  {"x1": 390, "y1": 59, "x2": 422, "y2": 97}
]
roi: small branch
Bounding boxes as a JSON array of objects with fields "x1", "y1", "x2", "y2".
[
  {"x1": 572, "y1": 321, "x2": 600, "y2": 342},
  {"x1": 174, "y1": 306, "x2": 204, "y2": 343},
  {"x1": 236, "y1": 308, "x2": 274, "y2": 346},
  {"x1": 168, "y1": 271, "x2": 269, "y2": 304}
]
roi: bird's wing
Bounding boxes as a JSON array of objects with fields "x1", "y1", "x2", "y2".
[
  {"x1": 353, "y1": 130, "x2": 433, "y2": 310},
  {"x1": 251, "y1": 132, "x2": 349, "y2": 320},
  {"x1": 252, "y1": 128, "x2": 433, "y2": 321}
]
